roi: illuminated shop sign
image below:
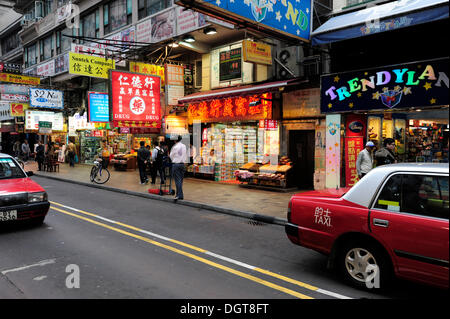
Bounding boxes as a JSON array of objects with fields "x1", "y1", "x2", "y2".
[
  {"x1": 109, "y1": 70, "x2": 162, "y2": 128},
  {"x1": 321, "y1": 58, "x2": 449, "y2": 113},
  {"x1": 187, "y1": 93, "x2": 272, "y2": 123}
]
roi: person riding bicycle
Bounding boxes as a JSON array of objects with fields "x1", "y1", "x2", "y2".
[{"x1": 96, "y1": 141, "x2": 110, "y2": 169}]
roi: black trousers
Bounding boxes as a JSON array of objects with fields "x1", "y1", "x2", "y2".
[
  {"x1": 138, "y1": 162, "x2": 148, "y2": 183},
  {"x1": 151, "y1": 163, "x2": 165, "y2": 184}
]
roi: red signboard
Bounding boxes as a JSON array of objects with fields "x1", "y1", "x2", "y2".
[
  {"x1": 259, "y1": 119, "x2": 278, "y2": 130},
  {"x1": 110, "y1": 70, "x2": 162, "y2": 128},
  {"x1": 345, "y1": 137, "x2": 364, "y2": 187},
  {"x1": 188, "y1": 93, "x2": 272, "y2": 123}
]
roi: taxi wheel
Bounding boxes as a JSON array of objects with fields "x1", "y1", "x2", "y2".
[{"x1": 337, "y1": 239, "x2": 392, "y2": 291}]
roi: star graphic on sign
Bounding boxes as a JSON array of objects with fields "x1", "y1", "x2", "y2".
[
  {"x1": 423, "y1": 82, "x2": 432, "y2": 91},
  {"x1": 373, "y1": 92, "x2": 381, "y2": 100},
  {"x1": 306, "y1": 8, "x2": 309, "y2": 14},
  {"x1": 430, "y1": 98, "x2": 437, "y2": 104},
  {"x1": 328, "y1": 103, "x2": 332, "y2": 109},
  {"x1": 334, "y1": 76, "x2": 340, "y2": 82},
  {"x1": 394, "y1": 85, "x2": 402, "y2": 92},
  {"x1": 216, "y1": 0, "x2": 221, "y2": 5},
  {"x1": 349, "y1": 103, "x2": 354, "y2": 108},
  {"x1": 357, "y1": 92, "x2": 362, "y2": 97},
  {"x1": 382, "y1": 87, "x2": 389, "y2": 92},
  {"x1": 275, "y1": 11, "x2": 282, "y2": 21},
  {"x1": 284, "y1": 25, "x2": 287, "y2": 30},
  {"x1": 297, "y1": 30, "x2": 300, "y2": 35},
  {"x1": 275, "y1": 11, "x2": 281, "y2": 22},
  {"x1": 403, "y1": 87, "x2": 412, "y2": 95}
]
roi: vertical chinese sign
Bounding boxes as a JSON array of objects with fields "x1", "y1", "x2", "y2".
[
  {"x1": 344, "y1": 114, "x2": 366, "y2": 187},
  {"x1": 109, "y1": 70, "x2": 162, "y2": 128}
]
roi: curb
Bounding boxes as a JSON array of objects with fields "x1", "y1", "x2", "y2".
[{"x1": 34, "y1": 173, "x2": 288, "y2": 227}]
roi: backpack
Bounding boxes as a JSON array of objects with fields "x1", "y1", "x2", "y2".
[{"x1": 155, "y1": 147, "x2": 166, "y2": 166}]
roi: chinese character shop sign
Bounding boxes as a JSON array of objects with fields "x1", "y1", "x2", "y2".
[
  {"x1": 188, "y1": 93, "x2": 272, "y2": 123},
  {"x1": 110, "y1": 70, "x2": 162, "y2": 128},
  {"x1": 321, "y1": 58, "x2": 449, "y2": 113},
  {"x1": 177, "y1": 0, "x2": 312, "y2": 42}
]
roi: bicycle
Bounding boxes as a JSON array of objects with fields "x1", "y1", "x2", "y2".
[{"x1": 90, "y1": 159, "x2": 110, "y2": 184}]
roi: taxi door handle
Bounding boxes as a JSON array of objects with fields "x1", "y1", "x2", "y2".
[{"x1": 373, "y1": 218, "x2": 389, "y2": 228}]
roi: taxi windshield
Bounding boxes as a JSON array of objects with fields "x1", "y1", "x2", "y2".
[{"x1": 0, "y1": 158, "x2": 26, "y2": 180}]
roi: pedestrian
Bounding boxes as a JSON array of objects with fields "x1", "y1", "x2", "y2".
[
  {"x1": 170, "y1": 135, "x2": 187, "y2": 200},
  {"x1": 13, "y1": 140, "x2": 21, "y2": 158},
  {"x1": 151, "y1": 141, "x2": 167, "y2": 184},
  {"x1": 356, "y1": 141, "x2": 375, "y2": 179},
  {"x1": 137, "y1": 141, "x2": 150, "y2": 184},
  {"x1": 67, "y1": 140, "x2": 77, "y2": 167},
  {"x1": 375, "y1": 138, "x2": 397, "y2": 166},
  {"x1": 58, "y1": 142, "x2": 66, "y2": 163},
  {"x1": 36, "y1": 140, "x2": 45, "y2": 171},
  {"x1": 21, "y1": 140, "x2": 31, "y2": 162}
]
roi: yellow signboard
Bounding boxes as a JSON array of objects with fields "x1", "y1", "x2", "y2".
[
  {"x1": 242, "y1": 40, "x2": 272, "y2": 65},
  {"x1": 0, "y1": 73, "x2": 40, "y2": 85},
  {"x1": 10, "y1": 102, "x2": 29, "y2": 117},
  {"x1": 129, "y1": 62, "x2": 165, "y2": 87},
  {"x1": 69, "y1": 52, "x2": 115, "y2": 79}
]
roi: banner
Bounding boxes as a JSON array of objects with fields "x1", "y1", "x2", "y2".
[
  {"x1": 321, "y1": 57, "x2": 449, "y2": 113},
  {"x1": 176, "y1": 0, "x2": 312, "y2": 42},
  {"x1": 10, "y1": 103, "x2": 29, "y2": 117},
  {"x1": 325, "y1": 114, "x2": 341, "y2": 188},
  {"x1": 29, "y1": 88, "x2": 64, "y2": 109},
  {"x1": 88, "y1": 92, "x2": 109, "y2": 123},
  {"x1": 0, "y1": 73, "x2": 40, "y2": 85},
  {"x1": 188, "y1": 93, "x2": 272, "y2": 123},
  {"x1": 151, "y1": 9, "x2": 176, "y2": 43},
  {"x1": 345, "y1": 137, "x2": 364, "y2": 187},
  {"x1": 110, "y1": 70, "x2": 162, "y2": 128},
  {"x1": 69, "y1": 52, "x2": 115, "y2": 79},
  {"x1": 0, "y1": 94, "x2": 29, "y2": 102},
  {"x1": 130, "y1": 62, "x2": 165, "y2": 88},
  {"x1": 0, "y1": 101, "x2": 13, "y2": 121},
  {"x1": 25, "y1": 110, "x2": 64, "y2": 131},
  {"x1": 242, "y1": 40, "x2": 272, "y2": 65}
]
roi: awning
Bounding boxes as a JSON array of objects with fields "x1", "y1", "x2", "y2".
[
  {"x1": 178, "y1": 79, "x2": 304, "y2": 104},
  {"x1": 312, "y1": 0, "x2": 449, "y2": 46}
]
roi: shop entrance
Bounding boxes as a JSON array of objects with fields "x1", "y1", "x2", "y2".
[{"x1": 289, "y1": 130, "x2": 315, "y2": 189}]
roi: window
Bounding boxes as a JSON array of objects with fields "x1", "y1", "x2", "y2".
[
  {"x1": 1, "y1": 32, "x2": 20, "y2": 56},
  {"x1": 25, "y1": 43, "x2": 38, "y2": 67},
  {"x1": 56, "y1": 27, "x2": 72, "y2": 54},
  {"x1": 104, "y1": 0, "x2": 131, "y2": 35},
  {"x1": 80, "y1": 10, "x2": 99, "y2": 41},
  {"x1": 40, "y1": 35, "x2": 54, "y2": 61},
  {"x1": 0, "y1": 158, "x2": 26, "y2": 180},
  {"x1": 44, "y1": 0, "x2": 54, "y2": 16},
  {"x1": 138, "y1": 0, "x2": 171, "y2": 20},
  {"x1": 195, "y1": 60, "x2": 202, "y2": 88},
  {"x1": 345, "y1": 0, "x2": 375, "y2": 7},
  {"x1": 374, "y1": 174, "x2": 449, "y2": 219}
]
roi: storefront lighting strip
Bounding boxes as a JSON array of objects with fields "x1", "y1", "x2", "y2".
[{"x1": 178, "y1": 81, "x2": 289, "y2": 103}]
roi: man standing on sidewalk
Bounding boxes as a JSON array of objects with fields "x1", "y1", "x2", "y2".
[
  {"x1": 36, "y1": 140, "x2": 45, "y2": 171},
  {"x1": 356, "y1": 141, "x2": 375, "y2": 179},
  {"x1": 137, "y1": 141, "x2": 150, "y2": 184},
  {"x1": 170, "y1": 135, "x2": 187, "y2": 200}
]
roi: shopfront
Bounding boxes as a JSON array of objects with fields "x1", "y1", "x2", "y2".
[
  {"x1": 179, "y1": 80, "x2": 308, "y2": 188},
  {"x1": 320, "y1": 57, "x2": 449, "y2": 188}
]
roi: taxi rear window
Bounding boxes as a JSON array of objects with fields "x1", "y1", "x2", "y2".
[{"x1": 0, "y1": 158, "x2": 26, "y2": 180}]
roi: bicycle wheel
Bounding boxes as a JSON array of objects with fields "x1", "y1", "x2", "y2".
[
  {"x1": 90, "y1": 166, "x2": 97, "y2": 182},
  {"x1": 93, "y1": 168, "x2": 110, "y2": 184}
]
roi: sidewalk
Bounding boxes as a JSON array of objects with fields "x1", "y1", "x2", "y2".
[{"x1": 24, "y1": 161, "x2": 305, "y2": 225}]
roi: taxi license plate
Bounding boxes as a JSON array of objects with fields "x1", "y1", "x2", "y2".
[{"x1": 0, "y1": 210, "x2": 17, "y2": 222}]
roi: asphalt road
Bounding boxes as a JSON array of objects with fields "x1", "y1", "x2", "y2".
[{"x1": 0, "y1": 176, "x2": 447, "y2": 302}]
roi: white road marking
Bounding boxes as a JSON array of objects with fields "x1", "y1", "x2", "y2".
[{"x1": 1, "y1": 259, "x2": 56, "y2": 275}]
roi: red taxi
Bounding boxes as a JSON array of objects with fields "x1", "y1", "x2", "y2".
[
  {"x1": 0, "y1": 153, "x2": 49, "y2": 225},
  {"x1": 285, "y1": 163, "x2": 449, "y2": 290}
]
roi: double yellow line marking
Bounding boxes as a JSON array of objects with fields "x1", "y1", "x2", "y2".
[{"x1": 50, "y1": 201, "x2": 351, "y2": 299}]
